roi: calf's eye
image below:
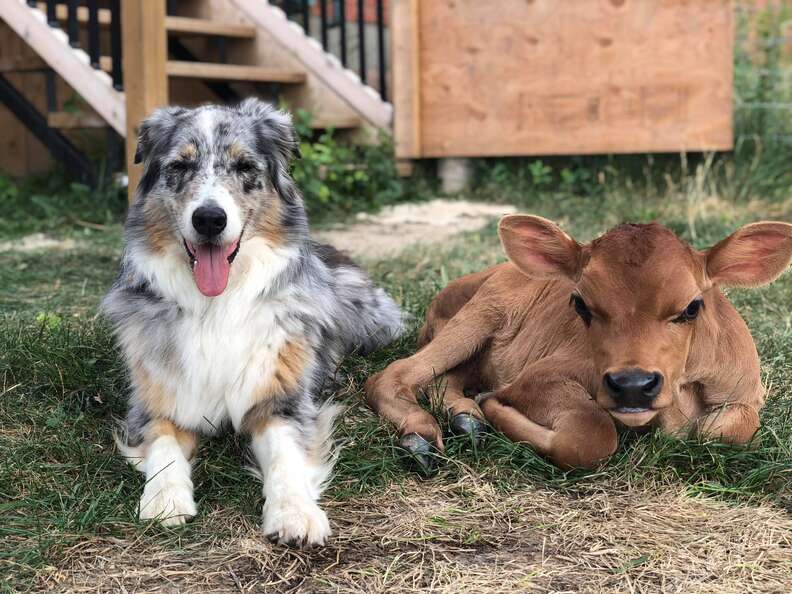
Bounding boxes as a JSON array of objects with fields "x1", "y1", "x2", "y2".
[
  {"x1": 570, "y1": 294, "x2": 592, "y2": 326},
  {"x1": 673, "y1": 298, "x2": 703, "y2": 323}
]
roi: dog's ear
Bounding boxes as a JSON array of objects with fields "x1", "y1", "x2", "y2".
[
  {"x1": 133, "y1": 106, "x2": 186, "y2": 165},
  {"x1": 240, "y1": 99, "x2": 301, "y2": 202}
]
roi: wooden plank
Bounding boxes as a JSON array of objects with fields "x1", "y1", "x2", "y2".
[
  {"x1": 0, "y1": 21, "x2": 46, "y2": 72},
  {"x1": 166, "y1": 60, "x2": 306, "y2": 83},
  {"x1": 410, "y1": 0, "x2": 733, "y2": 158},
  {"x1": 122, "y1": 0, "x2": 168, "y2": 203},
  {"x1": 165, "y1": 16, "x2": 256, "y2": 39},
  {"x1": 310, "y1": 115, "x2": 361, "y2": 129},
  {"x1": 391, "y1": 0, "x2": 420, "y2": 159},
  {"x1": 0, "y1": 0, "x2": 125, "y2": 135},
  {"x1": 48, "y1": 110, "x2": 106, "y2": 129}
]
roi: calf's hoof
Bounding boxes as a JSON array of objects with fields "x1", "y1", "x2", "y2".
[
  {"x1": 450, "y1": 413, "x2": 487, "y2": 442},
  {"x1": 398, "y1": 433, "x2": 439, "y2": 476}
]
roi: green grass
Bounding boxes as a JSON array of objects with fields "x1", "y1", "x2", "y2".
[{"x1": 1, "y1": 179, "x2": 790, "y2": 590}]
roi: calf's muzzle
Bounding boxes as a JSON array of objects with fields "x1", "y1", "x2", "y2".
[{"x1": 603, "y1": 369, "x2": 663, "y2": 411}]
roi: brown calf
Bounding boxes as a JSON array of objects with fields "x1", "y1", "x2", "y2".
[{"x1": 366, "y1": 216, "x2": 792, "y2": 470}]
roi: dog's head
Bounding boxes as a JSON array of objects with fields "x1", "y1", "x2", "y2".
[
  {"x1": 129, "y1": 99, "x2": 303, "y2": 297},
  {"x1": 499, "y1": 215, "x2": 792, "y2": 428}
]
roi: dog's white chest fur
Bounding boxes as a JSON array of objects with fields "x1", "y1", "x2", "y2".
[
  {"x1": 139, "y1": 240, "x2": 299, "y2": 432},
  {"x1": 168, "y1": 303, "x2": 290, "y2": 431}
]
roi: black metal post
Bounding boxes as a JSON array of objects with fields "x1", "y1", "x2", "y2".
[
  {"x1": 320, "y1": 0, "x2": 328, "y2": 50},
  {"x1": 301, "y1": 0, "x2": 310, "y2": 35},
  {"x1": 45, "y1": 69, "x2": 57, "y2": 113},
  {"x1": 109, "y1": 0, "x2": 123, "y2": 90},
  {"x1": 66, "y1": 0, "x2": 80, "y2": 48},
  {"x1": 217, "y1": 37, "x2": 228, "y2": 63},
  {"x1": 357, "y1": 0, "x2": 366, "y2": 83},
  {"x1": 87, "y1": 0, "x2": 101, "y2": 68},
  {"x1": 46, "y1": 0, "x2": 59, "y2": 28},
  {"x1": 339, "y1": 0, "x2": 347, "y2": 67},
  {"x1": 376, "y1": 0, "x2": 386, "y2": 100},
  {"x1": 0, "y1": 74, "x2": 95, "y2": 185}
]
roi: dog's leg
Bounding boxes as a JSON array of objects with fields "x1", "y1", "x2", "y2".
[
  {"x1": 366, "y1": 296, "x2": 501, "y2": 453},
  {"x1": 478, "y1": 356, "x2": 617, "y2": 469},
  {"x1": 249, "y1": 404, "x2": 339, "y2": 547},
  {"x1": 119, "y1": 418, "x2": 198, "y2": 526}
]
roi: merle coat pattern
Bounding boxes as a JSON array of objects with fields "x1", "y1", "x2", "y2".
[{"x1": 103, "y1": 99, "x2": 403, "y2": 545}]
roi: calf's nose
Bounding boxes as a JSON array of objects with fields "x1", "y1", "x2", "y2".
[
  {"x1": 192, "y1": 205, "x2": 227, "y2": 238},
  {"x1": 603, "y1": 369, "x2": 663, "y2": 409}
]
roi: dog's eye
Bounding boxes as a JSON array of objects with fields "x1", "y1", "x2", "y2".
[
  {"x1": 169, "y1": 160, "x2": 196, "y2": 172},
  {"x1": 233, "y1": 160, "x2": 257, "y2": 174},
  {"x1": 570, "y1": 294, "x2": 592, "y2": 326},
  {"x1": 673, "y1": 298, "x2": 703, "y2": 323}
]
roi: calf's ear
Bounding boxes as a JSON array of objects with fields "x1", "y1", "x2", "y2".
[
  {"x1": 498, "y1": 215, "x2": 585, "y2": 280},
  {"x1": 705, "y1": 221, "x2": 792, "y2": 287}
]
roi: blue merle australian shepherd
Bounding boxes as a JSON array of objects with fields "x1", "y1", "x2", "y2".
[{"x1": 102, "y1": 99, "x2": 404, "y2": 546}]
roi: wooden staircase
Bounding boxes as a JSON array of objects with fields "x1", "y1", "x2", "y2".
[{"x1": 0, "y1": 0, "x2": 391, "y2": 200}]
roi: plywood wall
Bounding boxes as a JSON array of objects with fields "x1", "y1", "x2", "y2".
[{"x1": 395, "y1": 0, "x2": 734, "y2": 159}]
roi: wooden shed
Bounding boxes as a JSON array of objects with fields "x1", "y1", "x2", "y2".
[{"x1": 392, "y1": 0, "x2": 735, "y2": 160}]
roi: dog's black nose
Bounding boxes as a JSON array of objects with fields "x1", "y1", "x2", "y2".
[
  {"x1": 192, "y1": 206, "x2": 227, "y2": 237},
  {"x1": 603, "y1": 369, "x2": 663, "y2": 409}
]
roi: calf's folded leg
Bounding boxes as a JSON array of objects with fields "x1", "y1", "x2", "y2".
[
  {"x1": 478, "y1": 360, "x2": 616, "y2": 469},
  {"x1": 694, "y1": 402, "x2": 760, "y2": 444}
]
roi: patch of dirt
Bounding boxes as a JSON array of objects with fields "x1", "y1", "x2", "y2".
[
  {"x1": 314, "y1": 199, "x2": 516, "y2": 260},
  {"x1": 33, "y1": 481, "x2": 792, "y2": 593},
  {"x1": 0, "y1": 233, "x2": 79, "y2": 253}
]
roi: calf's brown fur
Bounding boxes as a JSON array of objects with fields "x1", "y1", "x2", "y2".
[{"x1": 366, "y1": 216, "x2": 792, "y2": 469}]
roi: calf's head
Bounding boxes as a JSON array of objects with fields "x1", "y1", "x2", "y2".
[{"x1": 499, "y1": 215, "x2": 792, "y2": 427}]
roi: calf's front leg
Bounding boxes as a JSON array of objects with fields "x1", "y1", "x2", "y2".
[{"x1": 365, "y1": 296, "x2": 500, "y2": 457}]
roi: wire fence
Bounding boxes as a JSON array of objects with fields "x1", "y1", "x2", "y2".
[{"x1": 733, "y1": 1, "x2": 792, "y2": 146}]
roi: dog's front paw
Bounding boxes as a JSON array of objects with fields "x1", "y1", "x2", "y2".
[
  {"x1": 262, "y1": 496, "x2": 330, "y2": 547},
  {"x1": 139, "y1": 481, "x2": 196, "y2": 526}
]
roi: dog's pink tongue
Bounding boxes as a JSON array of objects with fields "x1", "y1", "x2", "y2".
[{"x1": 193, "y1": 243, "x2": 231, "y2": 297}]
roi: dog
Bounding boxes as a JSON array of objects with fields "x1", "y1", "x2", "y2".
[
  {"x1": 366, "y1": 215, "x2": 792, "y2": 471},
  {"x1": 102, "y1": 99, "x2": 404, "y2": 546}
]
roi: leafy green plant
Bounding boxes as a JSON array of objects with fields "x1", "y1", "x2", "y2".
[{"x1": 290, "y1": 109, "x2": 407, "y2": 223}]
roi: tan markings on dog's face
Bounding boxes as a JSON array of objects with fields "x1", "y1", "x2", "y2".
[
  {"x1": 251, "y1": 192, "x2": 284, "y2": 249},
  {"x1": 575, "y1": 225, "x2": 707, "y2": 424},
  {"x1": 241, "y1": 338, "x2": 309, "y2": 434},
  {"x1": 144, "y1": 418, "x2": 197, "y2": 459},
  {"x1": 226, "y1": 141, "x2": 246, "y2": 163},
  {"x1": 179, "y1": 143, "x2": 197, "y2": 160},
  {"x1": 143, "y1": 198, "x2": 175, "y2": 254}
]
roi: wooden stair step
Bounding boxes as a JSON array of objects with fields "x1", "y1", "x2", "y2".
[
  {"x1": 166, "y1": 61, "x2": 306, "y2": 83},
  {"x1": 37, "y1": 5, "x2": 255, "y2": 40},
  {"x1": 48, "y1": 111, "x2": 106, "y2": 129},
  {"x1": 310, "y1": 115, "x2": 361, "y2": 129},
  {"x1": 165, "y1": 17, "x2": 256, "y2": 39}
]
